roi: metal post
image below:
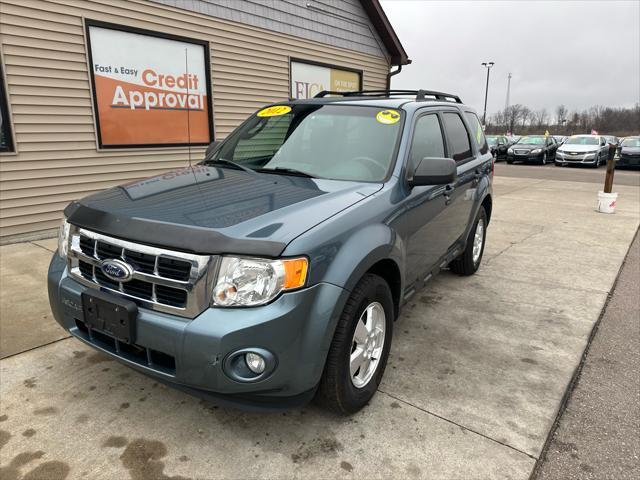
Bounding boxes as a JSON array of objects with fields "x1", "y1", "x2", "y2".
[
  {"x1": 505, "y1": 72, "x2": 511, "y2": 111},
  {"x1": 481, "y1": 62, "x2": 494, "y2": 126},
  {"x1": 604, "y1": 143, "x2": 617, "y2": 193}
]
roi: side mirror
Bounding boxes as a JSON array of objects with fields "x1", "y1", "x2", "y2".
[
  {"x1": 409, "y1": 157, "x2": 457, "y2": 187},
  {"x1": 205, "y1": 140, "x2": 221, "y2": 158}
]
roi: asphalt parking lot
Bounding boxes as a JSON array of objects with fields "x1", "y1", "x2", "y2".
[{"x1": 1, "y1": 167, "x2": 639, "y2": 479}]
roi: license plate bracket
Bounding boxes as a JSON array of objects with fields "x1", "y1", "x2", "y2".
[{"x1": 81, "y1": 290, "x2": 137, "y2": 344}]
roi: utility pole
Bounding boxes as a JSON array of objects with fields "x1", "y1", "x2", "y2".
[
  {"x1": 505, "y1": 72, "x2": 512, "y2": 111},
  {"x1": 481, "y1": 61, "x2": 494, "y2": 126}
]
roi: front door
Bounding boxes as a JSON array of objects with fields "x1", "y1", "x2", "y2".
[{"x1": 401, "y1": 112, "x2": 454, "y2": 285}]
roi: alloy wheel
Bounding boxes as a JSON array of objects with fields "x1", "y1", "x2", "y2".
[
  {"x1": 350, "y1": 302, "x2": 386, "y2": 388},
  {"x1": 472, "y1": 217, "x2": 485, "y2": 265}
]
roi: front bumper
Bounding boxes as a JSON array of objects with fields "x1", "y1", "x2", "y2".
[
  {"x1": 616, "y1": 155, "x2": 640, "y2": 167},
  {"x1": 507, "y1": 151, "x2": 543, "y2": 162},
  {"x1": 48, "y1": 254, "x2": 349, "y2": 410},
  {"x1": 555, "y1": 152, "x2": 597, "y2": 164}
]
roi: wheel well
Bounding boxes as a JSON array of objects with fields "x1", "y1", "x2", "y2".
[
  {"x1": 482, "y1": 194, "x2": 493, "y2": 224},
  {"x1": 367, "y1": 259, "x2": 401, "y2": 320}
]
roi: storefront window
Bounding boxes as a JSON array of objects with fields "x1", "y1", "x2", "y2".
[{"x1": 0, "y1": 61, "x2": 14, "y2": 153}]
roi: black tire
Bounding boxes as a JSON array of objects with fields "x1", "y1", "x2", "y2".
[
  {"x1": 591, "y1": 156, "x2": 599, "y2": 168},
  {"x1": 555, "y1": 161, "x2": 562, "y2": 167},
  {"x1": 450, "y1": 206, "x2": 487, "y2": 276},
  {"x1": 316, "y1": 273, "x2": 394, "y2": 414},
  {"x1": 507, "y1": 159, "x2": 514, "y2": 164},
  {"x1": 540, "y1": 152, "x2": 547, "y2": 165}
]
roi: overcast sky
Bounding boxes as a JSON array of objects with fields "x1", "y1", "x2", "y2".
[{"x1": 381, "y1": 0, "x2": 640, "y2": 119}]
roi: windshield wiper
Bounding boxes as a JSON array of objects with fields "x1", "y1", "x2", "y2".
[
  {"x1": 204, "y1": 158, "x2": 255, "y2": 174},
  {"x1": 257, "y1": 167, "x2": 316, "y2": 178}
]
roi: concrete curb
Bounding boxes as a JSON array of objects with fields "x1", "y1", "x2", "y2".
[{"x1": 529, "y1": 226, "x2": 640, "y2": 479}]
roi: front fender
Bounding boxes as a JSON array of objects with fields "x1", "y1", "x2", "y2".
[{"x1": 287, "y1": 222, "x2": 404, "y2": 294}]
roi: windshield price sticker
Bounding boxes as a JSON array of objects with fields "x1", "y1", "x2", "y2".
[
  {"x1": 376, "y1": 110, "x2": 401, "y2": 125},
  {"x1": 257, "y1": 105, "x2": 292, "y2": 117}
]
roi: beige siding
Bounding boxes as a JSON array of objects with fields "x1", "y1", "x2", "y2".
[{"x1": 0, "y1": 0, "x2": 389, "y2": 241}]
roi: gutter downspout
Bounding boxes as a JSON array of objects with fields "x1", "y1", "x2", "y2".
[{"x1": 386, "y1": 62, "x2": 407, "y2": 90}]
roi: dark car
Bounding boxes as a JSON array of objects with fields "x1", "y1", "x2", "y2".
[
  {"x1": 616, "y1": 136, "x2": 640, "y2": 168},
  {"x1": 48, "y1": 89, "x2": 493, "y2": 414},
  {"x1": 486, "y1": 135, "x2": 509, "y2": 160},
  {"x1": 507, "y1": 135, "x2": 558, "y2": 165}
]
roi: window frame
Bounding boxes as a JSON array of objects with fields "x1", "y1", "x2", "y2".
[
  {"x1": 406, "y1": 111, "x2": 448, "y2": 175},
  {"x1": 0, "y1": 59, "x2": 15, "y2": 153},
  {"x1": 441, "y1": 110, "x2": 475, "y2": 164}
]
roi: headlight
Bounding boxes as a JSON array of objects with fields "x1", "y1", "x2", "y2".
[
  {"x1": 507, "y1": 147, "x2": 513, "y2": 154},
  {"x1": 57, "y1": 217, "x2": 70, "y2": 259},
  {"x1": 531, "y1": 148, "x2": 542, "y2": 154},
  {"x1": 212, "y1": 256, "x2": 308, "y2": 307}
]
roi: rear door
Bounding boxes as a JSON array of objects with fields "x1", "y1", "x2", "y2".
[{"x1": 439, "y1": 110, "x2": 487, "y2": 246}]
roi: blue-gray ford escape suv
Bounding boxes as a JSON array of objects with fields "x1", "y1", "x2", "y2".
[{"x1": 48, "y1": 90, "x2": 493, "y2": 413}]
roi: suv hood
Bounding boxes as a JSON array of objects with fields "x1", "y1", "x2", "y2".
[{"x1": 65, "y1": 165, "x2": 382, "y2": 257}]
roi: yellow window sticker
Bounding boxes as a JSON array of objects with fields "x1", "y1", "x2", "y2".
[
  {"x1": 476, "y1": 122, "x2": 483, "y2": 144},
  {"x1": 257, "y1": 105, "x2": 292, "y2": 117},
  {"x1": 376, "y1": 110, "x2": 401, "y2": 125}
]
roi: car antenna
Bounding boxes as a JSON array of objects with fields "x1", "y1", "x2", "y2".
[{"x1": 184, "y1": 48, "x2": 192, "y2": 168}]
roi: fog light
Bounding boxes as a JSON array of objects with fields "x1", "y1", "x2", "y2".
[{"x1": 245, "y1": 352, "x2": 266, "y2": 374}]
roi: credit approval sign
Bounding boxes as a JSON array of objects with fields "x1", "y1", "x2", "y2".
[
  {"x1": 290, "y1": 59, "x2": 362, "y2": 99},
  {"x1": 86, "y1": 21, "x2": 212, "y2": 148}
]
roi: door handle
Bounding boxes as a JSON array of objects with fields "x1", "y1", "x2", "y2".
[{"x1": 444, "y1": 183, "x2": 455, "y2": 193}]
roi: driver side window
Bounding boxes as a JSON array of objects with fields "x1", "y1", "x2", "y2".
[{"x1": 408, "y1": 114, "x2": 445, "y2": 172}]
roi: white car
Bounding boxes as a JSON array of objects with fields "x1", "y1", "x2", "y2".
[{"x1": 555, "y1": 135, "x2": 609, "y2": 168}]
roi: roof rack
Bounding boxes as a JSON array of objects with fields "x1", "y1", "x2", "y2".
[{"x1": 314, "y1": 89, "x2": 463, "y2": 104}]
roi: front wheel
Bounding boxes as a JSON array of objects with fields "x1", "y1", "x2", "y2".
[
  {"x1": 507, "y1": 159, "x2": 514, "y2": 164},
  {"x1": 450, "y1": 206, "x2": 487, "y2": 276},
  {"x1": 540, "y1": 152, "x2": 547, "y2": 165},
  {"x1": 316, "y1": 273, "x2": 394, "y2": 414}
]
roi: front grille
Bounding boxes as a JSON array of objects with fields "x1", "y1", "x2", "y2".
[
  {"x1": 67, "y1": 227, "x2": 213, "y2": 318},
  {"x1": 74, "y1": 319, "x2": 176, "y2": 375},
  {"x1": 514, "y1": 149, "x2": 529, "y2": 155}
]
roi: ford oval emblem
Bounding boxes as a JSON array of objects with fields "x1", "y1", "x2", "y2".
[{"x1": 100, "y1": 258, "x2": 134, "y2": 282}]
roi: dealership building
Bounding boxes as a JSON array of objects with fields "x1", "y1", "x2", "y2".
[{"x1": 0, "y1": 0, "x2": 409, "y2": 241}]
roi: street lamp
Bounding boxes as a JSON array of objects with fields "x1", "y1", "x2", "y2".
[{"x1": 481, "y1": 61, "x2": 495, "y2": 126}]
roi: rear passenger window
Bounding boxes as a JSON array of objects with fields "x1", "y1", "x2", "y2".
[
  {"x1": 464, "y1": 112, "x2": 489, "y2": 155},
  {"x1": 443, "y1": 113, "x2": 472, "y2": 161},
  {"x1": 409, "y1": 114, "x2": 445, "y2": 171}
]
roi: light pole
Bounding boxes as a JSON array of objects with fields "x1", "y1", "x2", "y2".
[{"x1": 481, "y1": 61, "x2": 494, "y2": 126}]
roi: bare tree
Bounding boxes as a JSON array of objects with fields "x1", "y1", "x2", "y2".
[
  {"x1": 520, "y1": 106, "x2": 531, "y2": 128},
  {"x1": 487, "y1": 103, "x2": 638, "y2": 136},
  {"x1": 555, "y1": 104, "x2": 567, "y2": 125},
  {"x1": 533, "y1": 108, "x2": 548, "y2": 127}
]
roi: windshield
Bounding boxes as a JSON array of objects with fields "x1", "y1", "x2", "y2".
[
  {"x1": 517, "y1": 136, "x2": 545, "y2": 145},
  {"x1": 622, "y1": 137, "x2": 640, "y2": 147},
  {"x1": 205, "y1": 104, "x2": 403, "y2": 182},
  {"x1": 486, "y1": 136, "x2": 498, "y2": 145},
  {"x1": 564, "y1": 136, "x2": 598, "y2": 145}
]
